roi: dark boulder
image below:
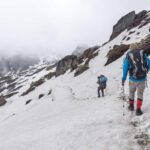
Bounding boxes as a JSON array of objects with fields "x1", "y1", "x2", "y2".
[
  {"x1": 0, "y1": 95, "x2": 7, "y2": 106},
  {"x1": 21, "y1": 86, "x2": 35, "y2": 96},
  {"x1": 48, "y1": 89, "x2": 52, "y2": 95},
  {"x1": 39, "y1": 94, "x2": 44, "y2": 99},
  {"x1": 26, "y1": 99, "x2": 32, "y2": 105},
  {"x1": 56, "y1": 55, "x2": 78, "y2": 76},
  {"x1": 129, "y1": 31, "x2": 135, "y2": 35},
  {"x1": 105, "y1": 44, "x2": 129, "y2": 66},
  {"x1": 136, "y1": 32, "x2": 140, "y2": 35},
  {"x1": 126, "y1": 37, "x2": 131, "y2": 41},
  {"x1": 122, "y1": 36, "x2": 127, "y2": 41}
]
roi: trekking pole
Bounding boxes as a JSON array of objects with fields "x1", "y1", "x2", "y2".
[
  {"x1": 122, "y1": 85, "x2": 125, "y2": 116},
  {"x1": 146, "y1": 78, "x2": 148, "y2": 88}
]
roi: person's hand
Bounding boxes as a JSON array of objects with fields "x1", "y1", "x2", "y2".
[{"x1": 122, "y1": 80, "x2": 125, "y2": 86}]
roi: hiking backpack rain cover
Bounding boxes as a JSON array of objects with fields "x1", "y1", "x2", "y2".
[
  {"x1": 98, "y1": 76, "x2": 107, "y2": 89},
  {"x1": 127, "y1": 50, "x2": 148, "y2": 79}
]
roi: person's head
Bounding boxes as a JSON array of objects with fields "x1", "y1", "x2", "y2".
[{"x1": 130, "y1": 43, "x2": 139, "y2": 50}]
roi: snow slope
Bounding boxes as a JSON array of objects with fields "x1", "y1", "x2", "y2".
[{"x1": 0, "y1": 16, "x2": 150, "y2": 150}]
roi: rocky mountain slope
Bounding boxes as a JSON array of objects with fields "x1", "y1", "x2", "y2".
[{"x1": 0, "y1": 10, "x2": 149, "y2": 150}]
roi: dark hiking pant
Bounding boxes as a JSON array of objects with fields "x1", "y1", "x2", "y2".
[{"x1": 97, "y1": 86, "x2": 104, "y2": 97}]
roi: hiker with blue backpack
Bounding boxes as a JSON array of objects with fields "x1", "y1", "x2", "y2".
[
  {"x1": 122, "y1": 43, "x2": 150, "y2": 116},
  {"x1": 97, "y1": 75, "x2": 108, "y2": 98}
]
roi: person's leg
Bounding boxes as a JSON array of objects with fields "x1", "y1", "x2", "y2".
[
  {"x1": 97, "y1": 86, "x2": 101, "y2": 97},
  {"x1": 101, "y1": 88, "x2": 104, "y2": 97},
  {"x1": 128, "y1": 81, "x2": 137, "y2": 111},
  {"x1": 136, "y1": 81, "x2": 145, "y2": 115}
]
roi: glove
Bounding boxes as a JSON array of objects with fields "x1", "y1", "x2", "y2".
[{"x1": 122, "y1": 80, "x2": 125, "y2": 86}]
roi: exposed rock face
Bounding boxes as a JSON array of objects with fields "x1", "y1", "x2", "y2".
[
  {"x1": 0, "y1": 75, "x2": 19, "y2": 94},
  {"x1": 74, "y1": 62, "x2": 89, "y2": 77},
  {"x1": 55, "y1": 46, "x2": 100, "y2": 77},
  {"x1": 105, "y1": 34, "x2": 150, "y2": 66},
  {"x1": 109, "y1": 10, "x2": 149, "y2": 41},
  {"x1": 21, "y1": 78, "x2": 45, "y2": 96},
  {"x1": 56, "y1": 55, "x2": 78, "y2": 76},
  {"x1": 46, "y1": 63, "x2": 57, "y2": 71},
  {"x1": 110, "y1": 11, "x2": 136, "y2": 41},
  {"x1": 105, "y1": 44, "x2": 130, "y2": 66},
  {"x1": 44, "y1": 72, "x2": 56, "y2": 80},
  {"x1": 5, "y1": 92, "x2": 19, "y2": 99},
  {"x1": 139, "y1": 35, "x2": 150, "y2": 55},
  {"x1": 74, "y1": 46, "x2": 99, "y2": 76},
  {"x1": 0, "y1": 59, "x2": 50, "y2": 98},
  {"x1": 131, "y1": 10, "x2": 148, "y2": 29},
  {"x1": 78, "y1": 46, "x2": 100, "y2": 61},
  {"x1": 0, "y1": 95, "x2": 7, "y2": 106}
]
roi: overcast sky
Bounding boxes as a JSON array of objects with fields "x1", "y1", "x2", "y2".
[{"x1": 0, "y1": 0, "x2": 149, "y2": 57}]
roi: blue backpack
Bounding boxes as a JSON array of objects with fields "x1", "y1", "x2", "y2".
[{"x1": 98, "y1": 76, "x2": 107, "y2": 88}]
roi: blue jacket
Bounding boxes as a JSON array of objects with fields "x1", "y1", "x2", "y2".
[{"x1": 122, "y1": 52, "x2": 150, "y2": 82}]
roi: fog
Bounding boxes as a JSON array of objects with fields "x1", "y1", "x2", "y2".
[{"x1": 0, "y1": 0, "x2": 149, "y2": 57}]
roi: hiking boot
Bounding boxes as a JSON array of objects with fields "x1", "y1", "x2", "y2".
[
  {"x1": 128, "y1": 104, "x2": 134, "y2": 111},
  {"x1": 136, "y1": 108, "x2": 143, "y2": 116}
]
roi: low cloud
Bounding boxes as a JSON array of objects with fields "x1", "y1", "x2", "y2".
[{"x1": 0, "y1": 0, "x2": 149, "y2": 57}]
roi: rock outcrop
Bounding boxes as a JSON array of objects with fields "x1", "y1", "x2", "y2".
[
  {"x1": 21, "y1": 78, "x2": 45, "y2": 96},
  {"x1": 0, "y1": 95, "x2": 7, "y2": 106},
  {"x1": 109, "y1": 10, "x2": 149, "y2": 41},
  {"x1": 139, "y1": 35, "x2": 150, "y2": 55},
  {"x1": 105, "y1": 44, "x2": 130, "y2": 66},
  {"x1": 74, "y1": 46, "x2": 99, "y2": 76},
  {"x1": 56, "y1": 55, "x2": 78, "y2": 76},
  {"x1": 105, "y1": 34, "x2": 150, "y2": 66},
  {"x1": 56, "y1": 46, "x2": 100, "y2": 77},
  {"x1": 39, "y1": 94, "x2": 44, "y2": 99},
  {"x1": 44, "y1": 72, "x2": 56, "y2": 80},
  {"x1": 26, "y1": 99, "x2": 32, "y2": 105},
  {"x1": 110, "y1": 11, "x2": 136, "y2": 41}
]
